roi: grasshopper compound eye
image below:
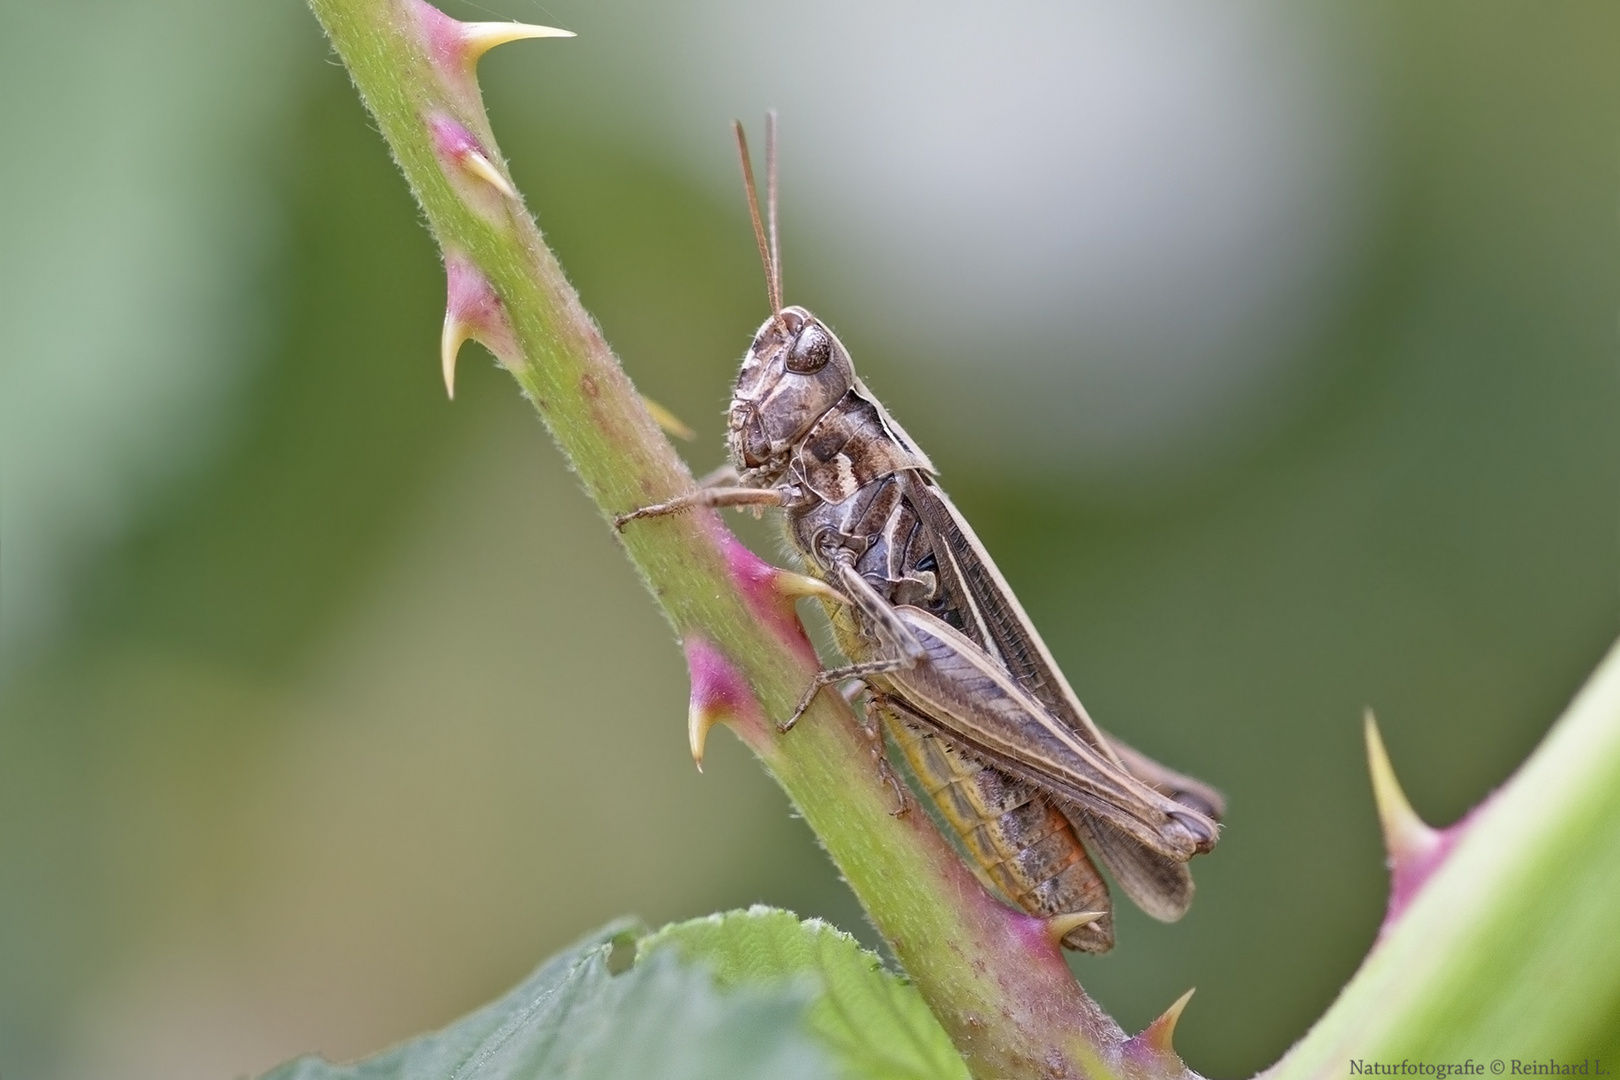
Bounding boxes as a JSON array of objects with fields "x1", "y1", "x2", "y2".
[{"x1": 786, "y1": 323, "x2": 833, "y2": 374}]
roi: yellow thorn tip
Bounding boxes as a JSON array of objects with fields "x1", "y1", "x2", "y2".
[
  {"x1": 461, "y1": 21, "x2": 575, "y2": 62},
  {"x1": 773, "y1": 570, "x2": 847, "y2": 605},
  {"x1": 1140, "y1": 988, "x2": 1196, "y2": 1055},
  {"x1": 689, "y1": 705, "x2": 722, "y2": 772},
  {"x1": 1364, "y1": 710, "x2": 1439, "y2": 861},
  {"x1": 440, "y1": 314, "x2": 469, "y2": 400},
  {"x1": 461, "y1": 149, "x2": 517, "y2": 199},
  {"x1": 1045, "y1": 910, "x2": 1107, "y2": 946}
]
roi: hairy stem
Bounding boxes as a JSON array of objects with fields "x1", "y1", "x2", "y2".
[
  {"x1": 303, "y1": 1, "x2": 1158, "y2": 1077},
  {"x1": 1269, "y1": 639, "x2": 1620, "y2": 1076}
]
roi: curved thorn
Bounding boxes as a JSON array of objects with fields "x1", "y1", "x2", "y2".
[
  {"x1": 1138, "y1": 987, "x2": 1196, "y2": 1057},
  {"x1": 1044, "y1": 910, "x2": 1107, "y2": 947},
  {"x1": 773, "y1": 570, "x2": 847, "y2": 605},
  {"x1": 684, "y1": 635, "x2": 769, "y2": 768},
  {"x1": 460, "y1": 148, "x2": 517, "y2": 199},
  {"x1": 1364, "y1": 710, "x2": 1440, "y2": 863},
  {"x1": 688, "y1": 700, "x2": 718, "y2": 772},
  {"x1": 461, "y1": 21, "x2": 575, "y2": 62},
  {"x1": 441, "y1": 256, "x2": 520, "y2": 393},
  {"x1": 440, "y1": 312, "x2": 469, "y2": 399}
]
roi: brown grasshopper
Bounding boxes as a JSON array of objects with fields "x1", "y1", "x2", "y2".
[{"x1": 618, "y1": 116, "x2": 1222, "y2": 951}]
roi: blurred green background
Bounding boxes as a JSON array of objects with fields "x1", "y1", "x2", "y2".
[{"x1": 2, "y1": 2, "x2": 1615, "y2": 1078}]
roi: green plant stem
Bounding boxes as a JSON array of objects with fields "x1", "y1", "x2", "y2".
[
  {"x1": 303, "y1": 2, "x2": 1143, "y2": 1077},
  {"x1": 1269, "y1": 639, "x2": 1620, "y2": 1076}
]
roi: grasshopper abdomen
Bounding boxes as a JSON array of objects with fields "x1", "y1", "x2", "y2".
[{"x1": 888, "y1": 710, "x2": 1114, "y2": 952}]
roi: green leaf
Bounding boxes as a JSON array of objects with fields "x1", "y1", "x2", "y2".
[
  {"x1": 262, "y1": 919, "x2": 833, "y2": 1080},
  {"x1": 640, "y1": 906, "x2": 971, "y2": 1080}
]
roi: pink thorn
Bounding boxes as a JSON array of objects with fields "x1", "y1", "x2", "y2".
[
  {"x1": 428, "y1": 112, "x2": 478, "y2": 160},
  {"x1": 1121, "y1": 988, "x2": 1195, "y2": 1074},
  {"x1": 1365, "y1": 713, "x2": 1490, "y2": 932},
  {"x1": 406, "y1": 0, "x2": 574, "y2": 79},
  {"x1": 406, "y1": 0, "x2": 467, "y2": 71},
  {"x1": 684, "y1": 635, "x2": 768, "y2": 766},
  {"x1": 426, "y1": 113, "x2": 516, "y2": 200},
  {"x1": 1007, "y1": 909, "x2": 1065, "y2": 959},
  {"x1": 1381, "y1": 804, "x2": 1481, "y2": 931},
  {"x1": 716, "y1": 531, "x2": 819, "y2": 663},
  {"x1": 445, "y1": 257, "x2": 518, "y2": 360},
  {"x1": 441, "y1": 255, "x2": 520, "y2": 396}
]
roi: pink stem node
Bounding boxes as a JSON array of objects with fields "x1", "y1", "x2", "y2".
[
  {"x1": 684, "y1": 635, "x2": 770, "y2": 768},
  {"x1": 1122, "y1": 987, "x2": 1195, "y2": 1076},
  {"x1": 715, "y1": 532, "x2": 822, "y2": 664},
  {"x1": 405, "y1": 0, "x2": 572, "y2": 84},
  {"x1": 427, "y1": 112, "x2": 517, "y2": 210},
  {"x1": 1364, "y1": 711, "x2": 1477, "y2": 930},
  {"x1": 441, "y1": 253, "x2": 521, "y2": 398}
]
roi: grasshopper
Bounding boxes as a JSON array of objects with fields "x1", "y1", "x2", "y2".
[{"x1": 618, "y1": 116, "x2": 1222, "y2": 951}]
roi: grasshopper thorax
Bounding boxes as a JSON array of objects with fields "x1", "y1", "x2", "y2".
[{"x1": 728, "y1": 305, "x2": 856, "y2": 481}]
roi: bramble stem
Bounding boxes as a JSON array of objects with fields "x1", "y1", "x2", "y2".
[
  {"x1": 305, "y1": 3, "x2": 1620, "y2": 1074},
  {"x1": 303, "y1": 1, "x2": 1149, "y2": 1076}
]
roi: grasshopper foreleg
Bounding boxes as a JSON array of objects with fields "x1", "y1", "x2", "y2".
[{"x1": 614, "y1": 485, "x2": 786, "y2": 529}]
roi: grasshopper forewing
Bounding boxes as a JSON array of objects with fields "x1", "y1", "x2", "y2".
[{"x1": 617, "y1": 116, "x2": 1222, "y2": 948}]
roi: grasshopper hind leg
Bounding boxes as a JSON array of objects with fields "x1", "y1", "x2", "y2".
[
  {"x1": 849, "y1": 688, "x2": 910, "y2": 816},
  {"x1": 781, "y1": 656, "x2": 917, "y2": 733},
  {"x1": 777, "y1": 556, "x2": 931, "y2": 733}
]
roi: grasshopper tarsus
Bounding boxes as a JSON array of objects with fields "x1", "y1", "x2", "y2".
[
  {"x1": 877, "y1": 755, "x2": 911, "y2": 816},
  {"x1": 612, "y1": 498, "x2": 690, "y2": 531},
  {"x1": 780, "y1": 673, "x2": 833, "y2": 734}
]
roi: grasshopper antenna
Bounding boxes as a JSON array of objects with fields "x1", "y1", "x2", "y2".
[
  {"x1": 733, "y1": 115, "x2": 784, "y2": 319},
  {"x1": 765, "y1": 109, "x2": 782, "y2": 313}
]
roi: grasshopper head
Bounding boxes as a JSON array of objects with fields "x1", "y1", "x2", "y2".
[{"x1": 727, "y1": 305, "x2": 856, "y2": 480}]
